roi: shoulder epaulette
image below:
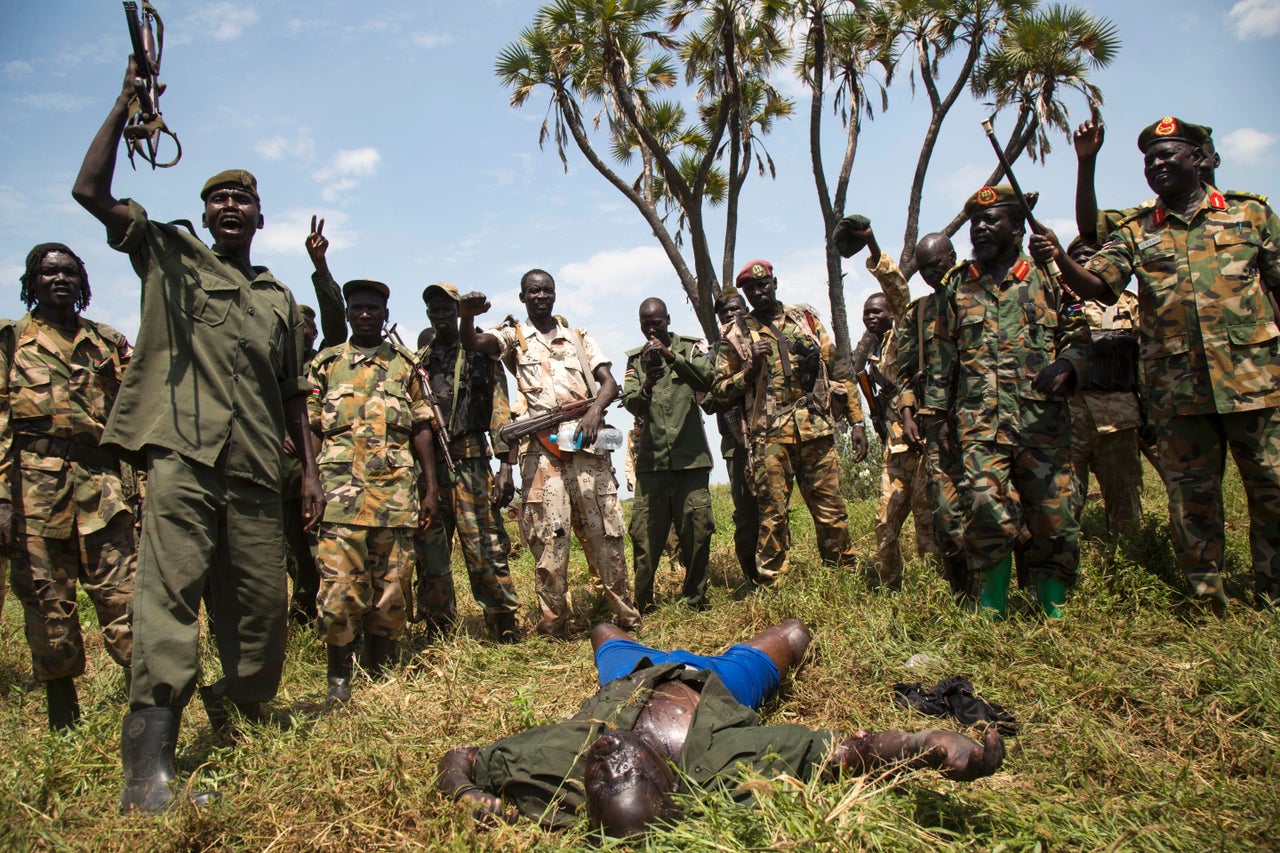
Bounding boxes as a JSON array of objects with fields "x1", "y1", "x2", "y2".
[
  {"x1": 625, "y1": 344, "x2": 644, "y2": 358},
  {"x1": 1224, "y1": 189, "x2": 1269, "y2": 205},
  {"x1": 939, "y1": 260, "x2": 968, "y2": 289},
  {"x1": 1113, "y1": 207, "x2": 1149, "y2": 228},
  {"x1": 165, "y1": 219, "x2": 199, "y2": 237},
  {"x1": 389, "y1": 341, "x2": 418, "y2": 364},
  {"x1": 312, "y1": 344, "x2": 345, "y2": 370}
]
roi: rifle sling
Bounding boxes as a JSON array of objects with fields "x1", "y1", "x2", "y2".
[{"x1": 761, "y1": 319, "x2": 793, "y2": 379}]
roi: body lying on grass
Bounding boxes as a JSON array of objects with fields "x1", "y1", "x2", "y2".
[{"x1": 437, "y1": 618, "x2": 1005, "y2": 837}]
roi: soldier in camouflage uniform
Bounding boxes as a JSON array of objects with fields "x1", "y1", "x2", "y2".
[
  {"x1": 932, "y1": 187, "x2": 1091, "y2": 618},
  {"x1": 309, "y1": 279, "x2": 440, "y2": 707},
  {"x1": 280, "y1": 215, "x2": 347, "y2": 625},
  {"x1": 415, "y1": 282, "x2": 521, "y2": 642},
  {"x1": 1037, "y1": 116, "x2": 1280, "y2": 609},
  {"x1": 622, "y1": 297, "x2": 716, "y2": 612},
  {"x1": 460, "y1": 271, "x2": 640, "y2": 638},
  {"x1": 835, "y1": 219, "x2": 941, "y2": 590},
  {"x1": 0, "y1": 243, "x2": 134, "y2": 730},
  {"x1": 712, "y1": 260, "x2": 867, "y2": 584}
]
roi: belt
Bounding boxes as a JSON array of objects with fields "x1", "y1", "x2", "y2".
[{"x1": 15, "y1": 434, "x2": 120, "y2": 471}]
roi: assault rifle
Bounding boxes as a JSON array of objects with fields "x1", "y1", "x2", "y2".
[
  {"x1": 499, "y1": 389, "x2": 620, "y2": 448},
  {"x1": 123, "y1": 1, "x2": 181, "y2": 169},
  {"x1": 856, "y1": 370, "x2": 888, "y2": 441},
  {"x1": 385, "y1": 325, "x2": 457, "y2": 475}
]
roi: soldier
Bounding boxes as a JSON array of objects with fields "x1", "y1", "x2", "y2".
[
  {"x1": 834, "y1": 218, "x2": 941, "y2": 590},
  {"x1": 621, "y1": 297, "x2": 716, "y2": 612},
  {"x1": 459, "y1": 270, "x2": 640, "y2": 638},
  {"x1": 712, "y1": 260, "x2": 867, "y2": 584},
  {"x1": 894, "y1": 234, "x2": 969, "y2": 594},
  {"x1": 415, "y1": 282, "x2": 521, "y2": 642},
  {"x1": 73, "y1": 58, "x2": 322, "y2": 811},
  {"x1": 309, "y1": 280, "x2": 440, "y2": 706},
  {"x1": 932, "y1": 186, "x2": 1090, "y2": 619},
  {"x1": 0, "y1": 243, "x2": 134, "y2": 730},
  {"x1": 280, "y1": 216, "x2": 347, "y2": 626},
  {"x1": 1033, "y1": 116, "x2": 1280, "y2": 609},
  {"x1": 707, "y1": 286, "x2": 760, "y2": 587}
]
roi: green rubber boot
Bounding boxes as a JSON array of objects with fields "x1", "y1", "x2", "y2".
[
  {"x1": 978, "y1": 553, "x2": 1013, "y2": 619},
  {"x1": 1035, "y1": 575, "x2": 1066, "y2": 618}
]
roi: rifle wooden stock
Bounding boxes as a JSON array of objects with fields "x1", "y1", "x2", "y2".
[
  {"x1": 856, "y1": 370, "x2": 886, "y2": 441},
  {"x1": 498, "y1": 390, "x2": 619, "y2": 447}
]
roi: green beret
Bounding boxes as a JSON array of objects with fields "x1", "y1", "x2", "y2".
[
  {"x1": 299, "y1": 305, "x2": 316, "y2": 320},
  {"x1": 714, "y1": 283, "x2": 743, "y2": 309},
  {"x1": 831, "y1": 214, "x2": 872, "y2": 257},
  {"x1": 963, "y1": 184, "x2": 1036, "y2": 219},
  {"x1": 200, "y1": 169, "x2": 259, "y2": 202},
  {"x1": 342, "y1": 279, "x2": 390, "y2": 301},
  {"x1": 422, "y1": 282, "x2": 461, "y2": 303},
  {"x1": 1137, "y1": 117, "x2": 1211, "y2": 152}
]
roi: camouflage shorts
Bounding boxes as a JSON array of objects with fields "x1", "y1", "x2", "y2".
[{"x1": 315, "y1": 523, "x2": 413, "y2": 646}]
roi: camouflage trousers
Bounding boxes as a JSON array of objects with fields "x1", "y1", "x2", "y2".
[
  {"x1": 753, "y1": 434, "x2": 858, "y2": 582},
  {"x1": 961, "y1": 441, "x2": 1079, "y2": 584},
  {"x1": 10, "y1": 510, "x2": 135, "y2": 682},
  {"x1": 874, "y1": 446, "x2": 940, "y2": 589},
  {"x1": 628, "y1": 468, "x2": 715, "y2": 611},
  {"x1": 415, "y1": 456, "x2": 520, "y2": 629},
  {"x1": 923, "y1": 420, "x2": 966, "y2": 557},
  {"x1": 316, "y1": 523, "x2": 413, "y2": 647},
  {"x1": 728, "y1": 454, "x2": 760, "y2": 585},
  {"x1": 281, "y1": 457, "x2": 320, "y2": 622},
  {"x1": 1156, "y1": 408, "x2": 1280, "y2": 606},
  {"x1": 520, "y1": 446, "x2": 639, "y2": 636},
  {"x1": 1070, "y1": 406, "x2": 1142, "y2": 537}
]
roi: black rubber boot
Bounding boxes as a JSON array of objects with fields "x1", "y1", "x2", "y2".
[
  {"x1": 364, "y1": 633, "x2": 397, "y2": 680},
  {"x1": 119, "y1": 708, "x2": 220, "y2": 812},
  {"x1": 325, "y1": 643, "x2": 353, "y2": 710},
  {"x1": 46, "y1": 676, "x2": 80, "y2": 731},
  {"x1": 492, "y1": 612, "x2": 522, "y2": 644}
]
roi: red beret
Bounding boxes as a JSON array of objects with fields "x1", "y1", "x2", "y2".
[{"x1": 735, "y1": 259, "x2": 774, "y2": 286}]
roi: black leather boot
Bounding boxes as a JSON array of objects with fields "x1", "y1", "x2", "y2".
[
  {"x1": 492, "y1": 612, "x2": 522, "y2": 644},
  {"x1": 364, "y1": 633, "x2": 397, "y2": 679},
  {"x1": 46, "y1": 676, "x2": 80, "y2": 731},
  {"x1": 119, "y1": 708, "x2": 220, "y2": 812},
  {"x1": 325, "y1": 643, "x2": 354, "y2": 710}
]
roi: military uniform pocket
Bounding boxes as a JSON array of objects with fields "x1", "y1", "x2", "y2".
[
  {"x1": 9, "y1": 364, "x2": 54, "y2": 421},
  {"x1": 180, "y1": 274, "x2": 239, "y2": 326}
]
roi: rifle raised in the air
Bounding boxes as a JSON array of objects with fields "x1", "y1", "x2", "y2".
[{"x1": 123, "y1": 1, "x2": 181, "y2": 169}]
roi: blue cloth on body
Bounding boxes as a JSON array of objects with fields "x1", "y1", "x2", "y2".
[{"x1": 595, "y1": 637, "x2": 781, "y2": 710}]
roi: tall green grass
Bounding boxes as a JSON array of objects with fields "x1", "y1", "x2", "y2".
[{"x1": 0, "y1": 461, "x2": 1275, "y2": 850}]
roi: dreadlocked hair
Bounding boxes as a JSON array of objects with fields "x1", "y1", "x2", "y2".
[{"x1": 20, "y1": 243, "x2": 91, "y2": 312}]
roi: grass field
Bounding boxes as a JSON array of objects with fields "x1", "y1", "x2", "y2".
[{"x1": 0, "y1": 460, "x2": 1276, "y2": 851}]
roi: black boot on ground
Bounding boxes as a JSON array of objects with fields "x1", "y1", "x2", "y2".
[
  {"x1": 46, "y1": 676, "x2": 80, "y2": 731},
  {"x1": 119, "y1": 707, "x2": 220, "y2": 812},
  {"x1": 364, "y1": 633, "x2": 397, "y2": 679},
  {"x1": 325, "y1": 643, "x2": 354, "y2": 710}
]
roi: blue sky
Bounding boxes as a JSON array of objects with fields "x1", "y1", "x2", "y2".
[{"x1": 2, "y1": 0, "x2": 1278, "y2": 486}]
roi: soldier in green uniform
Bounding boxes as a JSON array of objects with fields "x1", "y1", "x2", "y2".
[
  {"x1": 72, "y1": 58, "x2": 322, "y2": 811},
  {"x1": 894, "y1": 234, "x2": 969, "y2": 594},
  {"x1": 0, "y1": 243, "x2": 135, "y2": 730},
  {"x1": 436, "y1": 618, "x2": 1004, "y2": 837},
  {"x1": 621, "y1": 298, "x2": 716, "y2": 612},
  {"x1": 1034, "y1": 116, "x2": 1280, "y2": 609},
  {"x1": 309, "y1": 280, "x2": 440, "y2": 706},
  {"x1": 414, "y1": 282, "x2": 521, "y2": 642},
  {"x1": 280, "y1": 216, "x2": 347, "y2": 625},
  {"x1": 712, "y1": 260, "x2": 867, "y2": 584},
  {"x1": 931, "y1": 186, "x2": 1090, "y2": 618}
]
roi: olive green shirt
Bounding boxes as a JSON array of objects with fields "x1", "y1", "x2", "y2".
[
  {"x1": 104, "y1": 199, "x2": 309, "y2": 491},
  {"x1": 621, "y1": 334, "x2": 714, "y2": 473},
  {"x1": 472, "y1": 663, "x2": 838, "y2": 830}
]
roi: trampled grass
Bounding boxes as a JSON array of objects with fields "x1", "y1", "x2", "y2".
[{"x1": 0, "y1": 460, "x2": 1276, "y2": 851}]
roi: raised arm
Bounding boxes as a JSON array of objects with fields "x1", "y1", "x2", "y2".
[
  {"x1": 71, "y1": 58, "x2": 138, "y2": 245},
  {"x1": 306, "y1": 216, "x2": 347, "y2": 349},
  {"x1": 458, "y1": 292, "x2": 502, "y2": 356},
  {"x1": 1073, "y1": 120, "x2": 1105, "y2": 246}
]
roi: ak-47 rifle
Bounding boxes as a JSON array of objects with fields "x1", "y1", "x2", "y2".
[
  {"x1": 385, "y1": 325, "x2": 457, "y2": 476},
  {"x1": 123, "y1": 1, "x2": 180, "y2": 169},
  {"x1": 499, "y1": 389, "x2": 620, "y2": 448}
]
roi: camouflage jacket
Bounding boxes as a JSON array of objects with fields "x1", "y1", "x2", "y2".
[
  {"x1": 895, "y1": 284, "x2": 954, "y2": 418},
  {"x1": 712, "y1": 303, "x2": 863, "y2": 445},
  {"x1": 1071, "y1": 291, "x2": 1142, "y2": 433},
  {"x1": 866, "y1": 253, "x2": 913, "y2": 453},
  {"x1": 0, "y1": 313, "x2": 133, "y2": 536},
  {"x1": 929, "y1": 255, "x2": 1091, "y2": 449},
  {"x1": 1087, "y1": 186, "x2": 1280, "y2": 419},
  {"x1": 622, "y1": 334, "x2": 714, "y2": 473},
  {"x1": 308, "y1": 340, "x2": 433, "y2": 528}
]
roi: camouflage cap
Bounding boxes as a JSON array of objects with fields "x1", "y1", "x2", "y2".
[
  {"x1": 422, "y1": 282, "x2": 461, "y2": 303},
  {"x1": 735, "y1": 259, "x2": 774, "y2": 286},
  {"x1": 963, "y1": 184, "x2": 1036, "y2": 218},
  {"x1": 714, "y1": 283, "x2": 743, "y2": 309},
  {"x1": 200, "y1": 169, "x2": 259, "y2": 202},
  {"x1": 831, "y1": 214, "x2": 872, "y2": 257},
  {"x1": 1137, "y1": 117, "x2": 1211, "y2": 152},
  {"x1": 299, "y1": 305, "x2": 316, "y2": 320},
  {"x1": 342, "y1": 279, "x2": 391, "y2": 300}
]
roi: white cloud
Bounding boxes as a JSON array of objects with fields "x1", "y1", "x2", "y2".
[
  {"x1": 3, "y1": 60, "x2": 34, "y2": 80},
  {"x1": 411, "y1": 32, "x2": 455, "y2": 49},
  {"x1": 256, "y1": 208, "x2": 352, "y2": 257},
  {"x1": 312, "y1": 148, "x2": 381, "y2": 202},
  {"x1": 174, "y1": 4, "x2": 262, "y2": 44},
  {"x1": 255, "y1": 128, "x2": 316, "y2": 162},
  {"x1": 1227, "y1": 0, "x2": 1280, "y2": 40},
  {"x1": 16, "y1": 92, "x2": 94, "y2": 112},
  {"x1": 1220, "y1": 127, "x2": 1277, "y2": 165}
]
